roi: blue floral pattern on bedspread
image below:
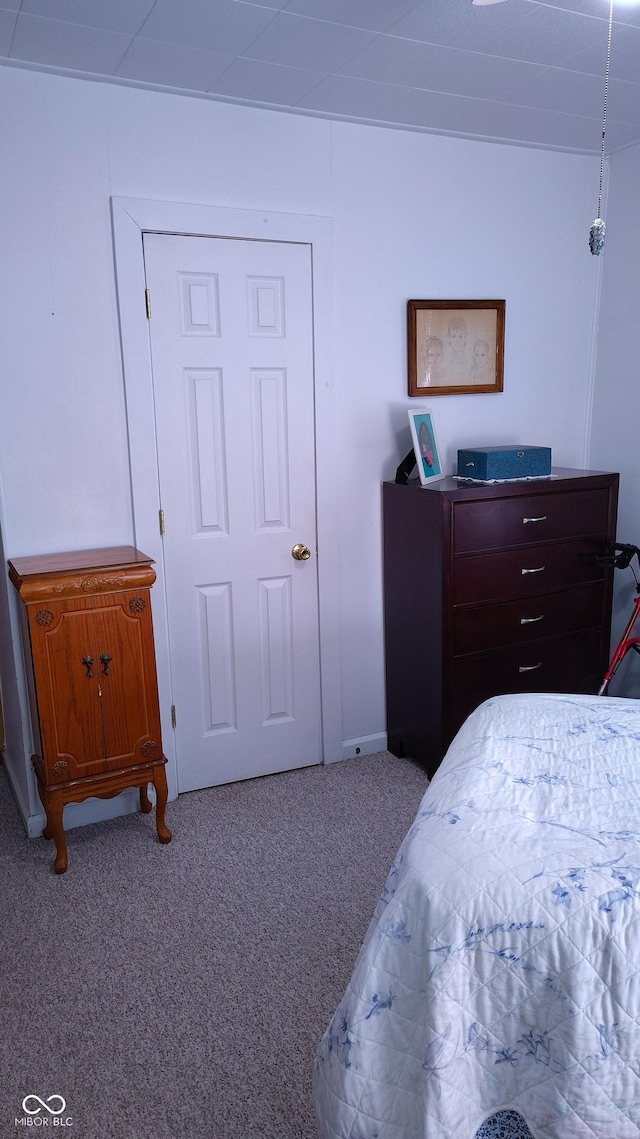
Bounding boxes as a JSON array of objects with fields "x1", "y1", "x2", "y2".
[
  {"x1": 313, "y1": 693, "x2": 640, "y2": 1139},
  {"x1": 475, "y1": 1109, "x2": 535, "y2": 1139}
]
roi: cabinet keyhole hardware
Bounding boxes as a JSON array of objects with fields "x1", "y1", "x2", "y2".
[
  {"x1": 521, "y1": 566, "x2": 545, "y2": 575},
  {"x1": 100, "y1": 653, "x2": 112, "y2": 675},
  {"x1": 82, "y1": 656, "x2": 94, "y2": 678},
  {"x1": 522, "y1": 515, "x2": 547, "y2": 524}
]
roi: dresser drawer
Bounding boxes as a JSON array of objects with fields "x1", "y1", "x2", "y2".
[
  {"x1": 454, "y1": 538, "x2": 604, "y2": 604},
  {"x1": 454, "y1": 488, "x2": 611, "y2": 553},
  {"x1": 453, "y1": 582, "x2": 604, "y2": 654},
  {"x1": 452, "y1": 628, "x2": 602, "y2": 720},
  {"x1": 450, "y1": 675, "x2": 600, "y2": 741}
]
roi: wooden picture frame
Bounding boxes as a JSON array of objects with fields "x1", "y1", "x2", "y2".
[
  {"x1": 407, "y1": 408, "x2": 445, "y2": 486},
  {"x1": 408, "y1": 299, "x2": 505, "y2": 396}
]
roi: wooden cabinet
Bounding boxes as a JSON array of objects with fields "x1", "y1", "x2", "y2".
[
  {"x1": 383, "y1": 468, "x2": 619, "y2": 778},
  {"x1": 8, "y1": 546, "x2": 172, "y2": 873}
]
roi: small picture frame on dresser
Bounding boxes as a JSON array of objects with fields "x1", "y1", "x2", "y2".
[{"x1": 408, "y1": 408, "x2": 445, "y2": 486}]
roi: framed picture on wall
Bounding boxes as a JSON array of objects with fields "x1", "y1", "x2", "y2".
[
  {"x1": 408, "y1": 408, "x2": 445, "y2": 486},
  {"x1": 408, "y1": 299, "x2": 505, "y2": 396}
]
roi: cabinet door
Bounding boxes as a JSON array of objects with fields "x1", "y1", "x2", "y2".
[
  {"x1": 28, "y1": 598, "x2": 106, "y2": 780},
  {"x1": 91, "y1": 590, "x2": 163, "y2": 770}
]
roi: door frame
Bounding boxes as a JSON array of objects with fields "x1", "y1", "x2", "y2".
[{"x1": 111, "y1": 197, "x2": 341, "y2": 800}]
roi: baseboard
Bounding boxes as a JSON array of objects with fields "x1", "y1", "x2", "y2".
[
  {"x1": 339, "y1": 732, "x2": 388, "y2": 762},
  {"x1": 2, "y1": 753, "x2": 32, "y2": 833},
  {"x1": 25, "y1": 787, "x2": 141, "y2": 838}
]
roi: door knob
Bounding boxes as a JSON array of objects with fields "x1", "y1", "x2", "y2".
[{"x1": 291, "y1": 543, "x2": 311, "y2": 561}]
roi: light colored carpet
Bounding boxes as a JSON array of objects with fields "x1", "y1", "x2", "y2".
[{"x1": 0, "y1": 751, "x2": 428, "y2": 1138}]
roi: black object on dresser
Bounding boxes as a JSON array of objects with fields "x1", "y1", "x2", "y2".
[{"x1": 383, "y1": 468, "x2": 619, "y2": 778}]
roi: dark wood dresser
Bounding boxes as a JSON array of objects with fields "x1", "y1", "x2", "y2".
[
  {"x1": 383, "y1": 468, "x2": 619, "y2": 777},
  {"x1": 8, "y1": 547, "x2": 172, "y2": 873}
]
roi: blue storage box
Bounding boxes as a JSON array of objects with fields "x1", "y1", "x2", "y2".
[{"x1": 457, "y1": 445, "x2": 552, "y2": 481}]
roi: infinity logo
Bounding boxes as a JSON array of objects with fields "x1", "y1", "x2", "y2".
[{"x1": 22, "y1": 1096, "x2": 66, "y2": 1116}]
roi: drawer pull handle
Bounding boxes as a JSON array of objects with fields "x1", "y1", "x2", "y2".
[
  {"x1": 520, "y1": 615, "x2": 544, "y2": 624},
  {"x1": 82, "y1": 655, "x2": 94, "y2": 678},
  {"x1": 522, "y1": 515, "x2": 547, "y2": 524},
  {"x1": 519, "y1": 662, "x2": 543, "y2": 672},
  {"x1": 521, "y1": 566, "x2": 545, "y2": 575}
]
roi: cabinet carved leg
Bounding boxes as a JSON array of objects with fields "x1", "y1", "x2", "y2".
[
  {"x1": 153, "y1": 764, "x2": 172, "y2": 844},
  {"x1": 139, "y1": 783, "x2": 152, "y2": 814},
  {"x1": 36, "y1": 779, "x2": 53, "y2": 840},
  {"x1": 45, "y1": 790, "x2": 68, "y2": 875}
]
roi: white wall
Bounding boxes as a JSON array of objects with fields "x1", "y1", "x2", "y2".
[
  {"x1": 589, "y1": 141, "x2": 640, "y2": 695},
  {"x1": 0, "y1": 65, "x2": 605, "y2": 824},
  {"x1": 0, "y1": 503, "x2": 26, "y2": 805}
]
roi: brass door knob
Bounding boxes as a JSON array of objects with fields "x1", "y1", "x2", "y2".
[{"x1": 291, "y1": 543, "x2": 311, "y2": 561}]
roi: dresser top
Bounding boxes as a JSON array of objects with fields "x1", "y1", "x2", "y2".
[
  {"x1": 386, "y1": 467, "x2": 618, "y2": 501},
  {"x1": 8, "y1": 545, "x2": 153, "y2": 583}
]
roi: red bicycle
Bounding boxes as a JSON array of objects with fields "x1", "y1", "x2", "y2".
[{"x1": 598, "y1": 543, "x2": 640, "y2": 696}]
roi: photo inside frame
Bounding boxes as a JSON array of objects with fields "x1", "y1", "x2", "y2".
[
  {"x1": 416, "y1": 308, "x2": 497, "y2": 389},
  {"x1": 409, "y1": 410, "x2": 444, "y2": 485}
]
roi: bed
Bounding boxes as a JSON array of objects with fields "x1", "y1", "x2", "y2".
[{"x1": 313, "y1": 692, "x2": 640, "y2": 1139}]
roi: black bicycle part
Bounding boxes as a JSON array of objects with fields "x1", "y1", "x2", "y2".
[{"x1": 596, "y1": 542, "x2": 640, "y2": 572}]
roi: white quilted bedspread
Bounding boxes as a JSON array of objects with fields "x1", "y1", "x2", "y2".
[{"x1": 313, "y1": 692, "x2": 640, "y2": 1139}]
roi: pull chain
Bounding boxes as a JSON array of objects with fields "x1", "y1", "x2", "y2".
[{"x1": 589, "y1": 0, "x2": 614, "y2": 255}]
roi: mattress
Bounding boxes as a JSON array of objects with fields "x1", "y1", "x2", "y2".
[{"x1": 313, "y1": 692, "x2": 640, "y2": 1138}]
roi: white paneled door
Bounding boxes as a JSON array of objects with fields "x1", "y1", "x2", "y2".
[{"x1": 143, "y1": 233, "x2": 322, "y2": 792}]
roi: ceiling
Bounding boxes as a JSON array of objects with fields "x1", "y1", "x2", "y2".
[{"x1": 2, "y1": 0, "x2": 640, "y2": 155}]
